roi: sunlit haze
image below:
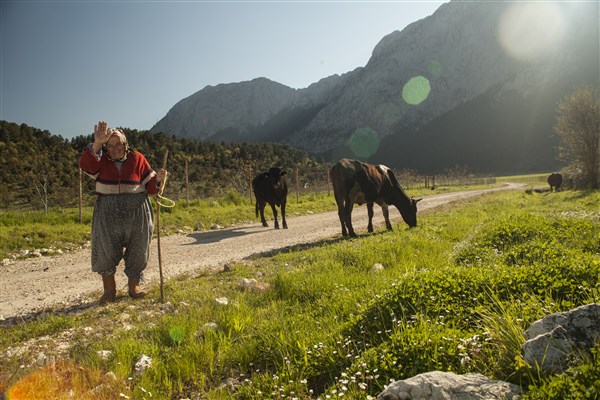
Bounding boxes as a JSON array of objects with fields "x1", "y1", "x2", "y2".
[
  {"x1": 498, "y1": 2, "x2": 566, "y2": 63},
  {"x1": 1, "y1": 1, "x2": 445, "y2": 139}
]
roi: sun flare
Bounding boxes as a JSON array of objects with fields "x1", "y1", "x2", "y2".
[{"x1": 497, "y1": 3, "x2": 566, "y2": 63}]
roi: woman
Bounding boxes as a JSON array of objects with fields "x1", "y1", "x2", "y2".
[{"x1": 79, "y1": 121, "x2": 167, "y2": 304}]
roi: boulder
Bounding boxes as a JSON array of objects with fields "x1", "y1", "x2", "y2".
[
  {"x1": 523, "y1": 303, "x2": 600, "y2": 374},
  {"x1": 377, "y1": 371, "x2": 521, "y2": 400}
]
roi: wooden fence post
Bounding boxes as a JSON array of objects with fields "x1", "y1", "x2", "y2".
[
  {"x1": 79, "y1": 168, "x2": 83, "y2": 224},
  {"x1": 296, "y1": 168, "x2": 299, "y2": 204},
  {"x1": 185, "y1": 159, "x2": 189, "y2": 207},
  {"x1": 248, "y1": 166, "x2": 253, "y2": 204}
]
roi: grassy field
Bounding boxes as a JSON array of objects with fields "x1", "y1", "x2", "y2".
[
  {"x1": 0, "y1": 180, "x2": 514, "y2": 261},
  {"x1": 0, "y1": 189, "x2": 330, "y2": 261},
  {"x1": 496, "y1": 173, "x2": 550, "y2": 183},
  {"x1": 1, "y1": 186, "x2": 598, "y2": 399}
]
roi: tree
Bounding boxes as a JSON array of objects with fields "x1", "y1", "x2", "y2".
[{"x1": 554, "y1": 86, "x2": 600, "y2": 189}]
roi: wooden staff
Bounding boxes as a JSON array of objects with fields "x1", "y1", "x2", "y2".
[{"x1": 157, "y1": 149, "x2": 169, "y2": 303}]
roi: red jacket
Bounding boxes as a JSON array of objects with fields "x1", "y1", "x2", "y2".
[{"x1": 79, "y1": 145, "x2": 159, "y2": 195}]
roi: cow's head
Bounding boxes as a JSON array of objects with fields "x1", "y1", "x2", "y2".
[
  {"x1": 398, "y1": 197, "x2": 421, "y2": 228},
  {"x1": 267, "y1": 167, "x2": 286, "y2": 188}
]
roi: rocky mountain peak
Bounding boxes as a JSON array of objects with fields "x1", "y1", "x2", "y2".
[
  {"x1": 152, "y1": 1, "x2": 598, "y2": 174},
  {"x1": 153, "y1": 77, "x2": 297, "y2": 140}
]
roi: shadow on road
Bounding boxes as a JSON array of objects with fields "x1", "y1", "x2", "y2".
[
  {"x1": 246, "y1": 235, "x2": 347, "y2": 259},
  {"x1": 185, "y1": 225, "x2": 265, "y2": 245},
  {"x1": 0, "y1": 300, "x2": 99, "y2": 329}
]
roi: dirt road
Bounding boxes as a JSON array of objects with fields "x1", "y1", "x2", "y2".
[{"x1": 0, "y1": 184, "x2": 524, "y2": 321}]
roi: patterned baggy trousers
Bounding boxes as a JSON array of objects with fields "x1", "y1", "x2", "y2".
[{"x1": 91, "y1": 193, "x2": 154, "y2": 281}]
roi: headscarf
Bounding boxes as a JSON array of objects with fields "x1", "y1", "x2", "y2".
[{"x1": 106, "y1": 128, "x2": 129, "y2": 162}]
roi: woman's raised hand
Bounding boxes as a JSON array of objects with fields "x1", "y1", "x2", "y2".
[
  {"x1": 92, "y1": 121, "x2": 110, "y2": 153},
  {"x1": 94, "y1": 121, "x2": 110, "y2": 143}
]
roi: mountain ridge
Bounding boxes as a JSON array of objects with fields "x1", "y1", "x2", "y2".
[{"x1": 151, "y1": 1, "x2": 599, "y2": 174}]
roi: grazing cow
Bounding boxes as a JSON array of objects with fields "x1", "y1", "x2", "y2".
[
  {"x1": 330, "y1": 158, "x2": 421, "y2": 237},
  {"x1": 252, "y1": 167, "x2": 288, "y2": 229},
  {"x1": 547, "y1": 172, "x2": 563, "y2": 192}
]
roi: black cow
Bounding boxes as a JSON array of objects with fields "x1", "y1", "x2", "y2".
[
  {"x1": 548, "y1": 172, "x2": 563, "y2": 192},
  {"x1": 252, "y1": 167, "x2": 288, "y2": 229},
  {"x1": 330, "y1": 158, "x2": 421, "y2": 237}
]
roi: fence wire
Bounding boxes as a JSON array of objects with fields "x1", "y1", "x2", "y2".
[{"x1": 3, "y1": 162, "x2": 499, "y2": 211}]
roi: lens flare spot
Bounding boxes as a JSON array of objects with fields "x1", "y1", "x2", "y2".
[
  {"x1": 428, "y1": 60, "x2": 444, "y2": 78},
  {"x1": 169, "y1": 325, "x2": 185, "y2": 345},
  {"x1": 6, "y1": 360, "x2": 125, "y2": 399},
  {"x1": 347, "y1": 127, "x2": 380, "y2": 158},
  {"x1": 498, "y1": 3, "x2": 565, "y2": 62},
  {"x1": 375, "y1": 102, "x2": 403, "y2": 128},
  {"x1": 402, "y1": 76, "x2": 431, "y2": 105}
]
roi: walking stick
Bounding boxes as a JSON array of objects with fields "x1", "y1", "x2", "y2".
[{"x1": 157, "y1": 150, "x2": 169, "y2": 303}]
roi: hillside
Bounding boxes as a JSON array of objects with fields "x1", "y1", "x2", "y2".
[{"x1": 0, "y1": 121, "x2": 327, "y2": 209}]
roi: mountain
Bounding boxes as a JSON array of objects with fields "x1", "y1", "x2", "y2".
[
  {"x1": 152, "y1": 0, "x2": 599, "y2": 174},
  {"x1": 151, "y1": 78, "x2": 296, "y2": 141}
]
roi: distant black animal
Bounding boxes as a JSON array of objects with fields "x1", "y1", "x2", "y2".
[
  {"x1": 330, "y1": 158, "x2": 421, "y2": 237},
  {"x1": 547, "y1": 172, "x2": 563, "y2": 192},
  {"x1": 252, "y1": 167, "x2": 288, "y2": 229}
]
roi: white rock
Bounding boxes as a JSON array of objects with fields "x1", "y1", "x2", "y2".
[
  {"x1": 134, "y1": 354, "x2": 152, "y2": 376},
  {"x1": 372, "y1": 263, "x2": 385, "y2": 272},
  {"x1": 378, "y1": 371, "x2": 521, "y2": 400},
  {"x1": 97, "y1": 350, "x2": 113, "y2": 361},
  {"x1": 239, "y1": 278, "x2": 258, "y2": 289},
  {"x1": 215, "y1": 297, "x2": 229, "y2": 306}
]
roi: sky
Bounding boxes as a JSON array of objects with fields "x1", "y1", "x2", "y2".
[{"x1": 1, "y1": 0, "x2": 446, "y2": 140}]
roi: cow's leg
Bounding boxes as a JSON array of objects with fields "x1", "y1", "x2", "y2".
[
  {"x1": 270, "y1": 203, "x2": 280, "y2": 229},
  {"x1": 281, "y1": 199, "x2": 287, "y2": 229},
  {"x1": 381, "y1": 204, "x2": 393, "y2": 231},
  {"x1": 367, "y1": 202, "x2": 375, "y2": 232},
  {"x1": 337, "y1": 205, "x2": 348, "y2": 236},
  {"x1": 258, "y1": 201, "x2": 268, "y2": 227},
  {"x1": 334, "y1": 194, "x2": 348, "y2": 236},
  {"x1": 344, "y1": 200, "x2": 357, "y2": 238}
]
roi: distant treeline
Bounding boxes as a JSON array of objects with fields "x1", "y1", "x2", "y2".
[{"x1": 0, "y1": 121, "x2": 328, "y2": 210}]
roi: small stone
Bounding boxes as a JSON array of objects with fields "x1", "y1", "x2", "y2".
[
  {"x1": 215, "y1": 297, "x2": 229, "y2": 306},
  {"x1": 239, "y1": 278, "x2": 258, "y2": 289},
  {"x1": 371, "y1": 263, "x2": 385, "y2": 272},
  {"x1": 97, "y1": 350, "x2": 113, "y2": 361},
  {"x1": 204, "y1": 322, "x2": 218, "y2": 331},
  {"x1": 134, "y1": 354, "x2": 152, "y2": 376}
]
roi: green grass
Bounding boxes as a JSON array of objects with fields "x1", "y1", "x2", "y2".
[
  {"x1": 0, "y1": 207, "x2": 93, "y2": 259},
  {"x1": 1, "y1": 188, "x2": 598, "y2": 399},
  {"x1": 0, "y1": 190, "x2": 336, "y2": 260},
  {"x1": 0, "y1": 182, "x2": 499, "y2": 261},
  {"x1": 497, "y1": 172, "x2": 550, "y2": 185}
]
